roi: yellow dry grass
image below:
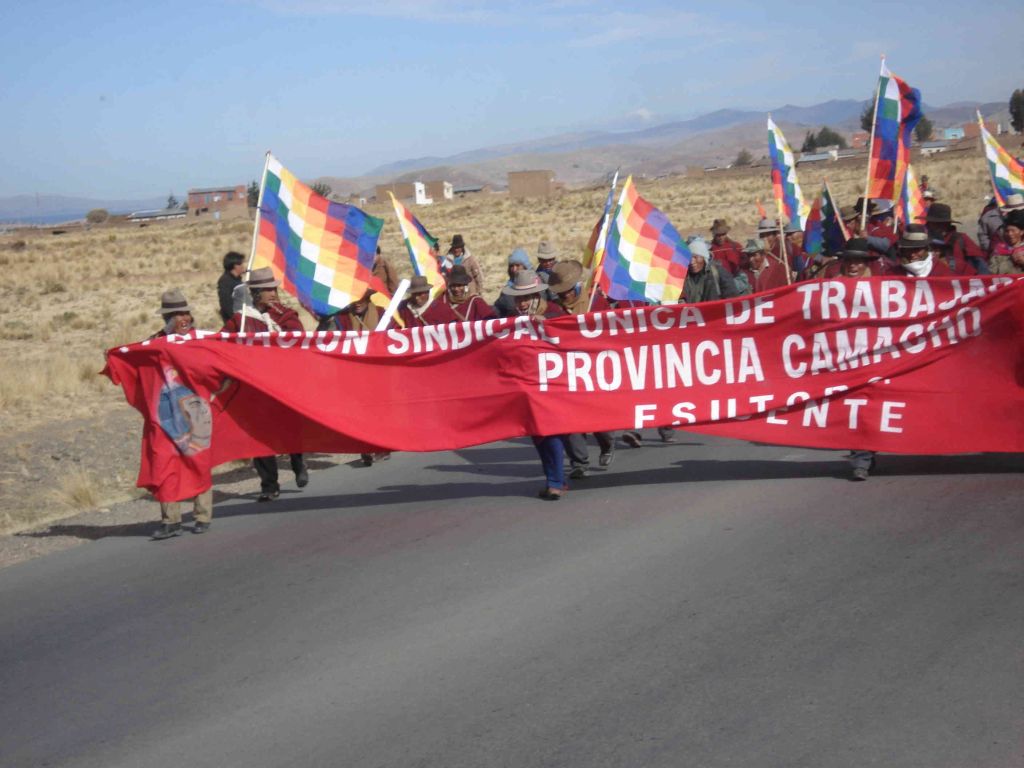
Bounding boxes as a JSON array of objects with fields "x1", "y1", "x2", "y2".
[{"x1": 0, "y1": 149, "x2": 993, "y2": 532}]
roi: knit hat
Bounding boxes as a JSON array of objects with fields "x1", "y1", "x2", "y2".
[
  {"x1": 508, "y1": 248, "x2": 531, "y2": 268},
  {"x1": 688, "y1": 237, "x2": 710, "y2": 260}
]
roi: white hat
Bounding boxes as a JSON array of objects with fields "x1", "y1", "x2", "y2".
[
  {"x1": 1001, "y1": 193, "x2": 1024, "y2": 211},
  {"x1": 689, "y1": 237, "x2": 710, "y2": 259}
]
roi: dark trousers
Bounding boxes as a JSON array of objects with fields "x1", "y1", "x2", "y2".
[
  {"x1": 565, "y1": 432, "x2": 616, "y2": 467},
  {"x1": 253, "y1": 454, "x2": 306, "y2": 493},
  {"x1": 532, "y1": 436, "x2": 566, "y2": 490}
]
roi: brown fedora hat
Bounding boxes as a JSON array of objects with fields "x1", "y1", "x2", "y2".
[
  {"x1": 925, "y1": 203, "x2": 958, "y2": 224},
  {"x1": 536, "y1": 239, "x2": 558, "y2": 262},
  {"x1": 156, "y1": 288, "x2": 192, "y2": 316},
  {"x1": 246, "y1": 266, "x2": 281, "y2": 289},
  {"x1": 447, "y1": 264, "x2": 472, "y2": 286},
  {"x1": 408, "y1": 275, "x2": 432, "y2": 294},
  {"x1": 547, "y1": 260, "x2": 585, "y2": 293},
  {"x1": 710, "y1": 218, "x2": 730, "y2": 235}
]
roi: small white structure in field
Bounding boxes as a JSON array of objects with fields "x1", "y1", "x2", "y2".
[{"x1": 414, "y1": 182, "x2": 433, "y2": 206}]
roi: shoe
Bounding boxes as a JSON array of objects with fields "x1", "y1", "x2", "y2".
[
  {"x1": 361, "y1": 453, "x2": 373, "y2": 466},
  {"x1": 538, "y1": 488, "x2": 562, "y2": 501},
  {"x1": 598, "y1": 450, "x2": 614, "y2": 467},
  {"x1": 851, "y1": 467, "x2": 869, "y2": 481},
  {"x1": 295, "y1": 467, "x2": 309, "y2": 488},
  {"x1": 192, "y1": 521, "x2": 211, "y2": 534},
  {"x1": 622, "y1": 432, "x2": 642, "y2": 448},
  {"x1": 257, "y1": 489, "x2": 280, "y2": 502},
  {"x1": 151, "y1": 523, "x2": 182, "y2": 540},
  {"x1": 660, "y1": 431, "x2": 677, "y2": 443},
  {"x1": 569, "y1": 466, "x2": 587, "y2": 480}
]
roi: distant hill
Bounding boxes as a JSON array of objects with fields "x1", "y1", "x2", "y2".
[
  {"x1": 0, "y1": 194, "x2": 168, "y2": 224},
  {"x1": 319, "y1": 98, "x2": 1010, "y2": 198}
]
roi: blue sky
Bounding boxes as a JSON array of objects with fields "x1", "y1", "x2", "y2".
[{"x1": 2, "y1": 0, "x2": 1022, "y2": 198}]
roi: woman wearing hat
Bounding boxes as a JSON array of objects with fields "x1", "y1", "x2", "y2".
[
  {"x1": 150, "y1": 289, "x2": 196, "y2": 339},
  {"x1": 443, "y1": 234, "x2": 485, "y2": 296},
  {"x1": 925, "y1": 204, "x2": 985, "y2": 275},
  {"x1": 493, "y1": 248, "x2": 533, "y2": 317},
  {"x1": 441, "y1": 264, "x2": 495, "y2": 322},
  {"x1": 893, "y1": 225, "x2": 953, "y2": 277},
  {"x1": 501, "y1": 270, "x2": 571, "y2": 499},
  {"x1": 990, "y1": 209, "x2": 1024, "y2": 274},
  {"x1": 398, "y1": 276, "x2": 456, "y2": 327}
]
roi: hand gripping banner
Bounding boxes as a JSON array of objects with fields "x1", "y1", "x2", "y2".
[{"x1": 105, "y1": 277, "x2": 1024, "y2": 501}]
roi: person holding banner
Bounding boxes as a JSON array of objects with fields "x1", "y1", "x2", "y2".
[
  {"x1": 501, "y1": 269, "x2": 570, "y2": 499},
  {"x1": 493, "y1": 248, "x2": 532, "y2": 317},
  {"x1": 317, "y1": 289, "x2": 380, "y2": 332},
  {"x1": 220, "y1": 268, "x2": 309, "y2": 501},
  {"x1": 442, "y1": 265, "x2": 496, "y2": 322},
  {"x1": 741, "y1": 238, "x2": 789, "y2": 291},
  {"x1": 398, "y1": 276, "x2": 456, "y2": 327},
  {"x1": 892, "y1": 225, "x2": 952, "y2": 277}
]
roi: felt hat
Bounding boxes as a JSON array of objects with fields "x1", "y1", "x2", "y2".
[
  {"x1": 156, "y1": 288, "x2": 192, "y2": 316},
  {"x1": 450, "y1": 234, "x2": 465, "y2": 250},
  {"x1": 710, "y1": 218, "x2": 730, "y2": 235},
  {"x1": 897, "y1": 225, "x2": 930, "y2": 250},
  {"x1": 1000, "y1": 193, "x2": 1024, "y2": 212},
  {"x1": 408, "y1": 275, "x2": 432, "y2": 294},
  {"x1": 784, "y1": 220, "x2": 802, "y2": 234},
  {"x1": 547, "y1": 260, "x2": 585, "y2": 293},
  {"x1": 756, "y1": 218, "x2": 779, "y2": 234},
  {"x1": 839, "y1": 237, "x2": 879, "y2": 260},
  {"x1": 689, "y1": 237, "x2": 710, "y2": 259},
  {"x1": 870, "y1": 199, "x2": 894, "y2": 218},
  {"x1": 925, "y1": 203, "x2": 959, "y2": 224},
  {"x1": 501, "y1": 269, "x2": 547, "y2": 296},
  {"x1": 245, "y1": 266, "x2": 281, "y2": 289},
  {"x1": 840, "y1": 205, "x2": 859, "y2": 221},
  {"x1": 508, "y1": 248, "x2": 531, "y2": 268},
  {"x1": 536, "y1": 240, "x2": 558, "y2": 262},
  {"x1": 742, "y1": 238, "x2": 766, "y2": 254},
  {"x1": 853, "y1": 197, "x2": 877, "y2": 215},
  {"x1": 448, "y1": 264, "x2": 472, "y2": 286}
]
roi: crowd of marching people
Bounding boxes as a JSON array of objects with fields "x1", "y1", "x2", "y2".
[{"x1": 147, "y1": 190, "x2": 1024, "y2": 539}]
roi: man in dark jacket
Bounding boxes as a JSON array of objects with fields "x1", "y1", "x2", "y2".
[{"x1": 217, "y1": 251, "x2": 246, "y2": 323}]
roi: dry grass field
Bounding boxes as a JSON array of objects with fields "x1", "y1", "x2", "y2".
[{"x1": 0, "y1": 151, "x2": 992, "y2": 534}]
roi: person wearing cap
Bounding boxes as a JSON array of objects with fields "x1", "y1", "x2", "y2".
[
  {"x1": 493, "y1": 248, "x2": 533, "y2": 318},
  {"x1": 372, "y1": 245, "x2": 399, "y2": 295},
  {"x1": 709, "y1": 219, "x2": 743, "y2": 276},
  {"x1": 149, "y1": 290, "x2": 215, "y2": 538},
  {"x1": 546, "y1": 260, "x2": 617, "y2": 470},
  {"x1": 444, "y1": 234, "x2": 485, "y2": 296},
  {"x1": 220, "y1": 266, "x2": 305, "y2": 334},
  {"x1": 893, "y1": 225, "x2": 953, "y2": 277},
  {"x1": 740, "y1": 238, "x2": 788, "y2": 292},
  {"x1": 926, "y1": 203, "x2": 985, "y2": 275},
  {"x1": 684, "y1": 238, "x2": 740, "y2": 303},
  {"x1": 990, "y1": 209, "x2": 1024, "y2": 274},
  {"x1": 318, "y1": 289, "x2": 379, "y2": 332},
  {"x1": 398, "y1": 276, "x2": 456, "y2": 327},
  {"x1": 219, "y1": 267, "x2": 309, "y2": 502},
  {"x1": 441, "y1": 264, "x2": 495, "y2": 321},
  {"x1": 217, "y1": 251, "x2": 246, "y2": 323},
  {"x1": 501, "y1": 269, "x2": 570, "y2": 499}
]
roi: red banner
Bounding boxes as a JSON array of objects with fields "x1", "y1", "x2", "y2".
[{"x1": 105, "y1": 277, "x2": 1024, "y2": 501}]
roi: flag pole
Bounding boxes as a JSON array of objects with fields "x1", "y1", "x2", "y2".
[
  {"x1": 588, "y1": 176, "x2": 627, "y2": 311},
  {"x1": 976, "y1": 110, "x2": 1003, "y2": 206},
  {"x1": 375, "y1": 278, "x2": 409, "y2": 332},
  {"x1": 774, "y1": 199, "x2": 792, "y2": 285},
  {"x1": 240, "y1": 150, "x2": 272, "y2": 334},
  {"x1": 861, "y1": 55, "x2": 885, "y2": 234}
]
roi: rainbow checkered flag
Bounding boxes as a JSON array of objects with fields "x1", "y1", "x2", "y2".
[
  {"x1": 977, "y1": 111, "x2": 1024, "y2": 206},
  {"x1": 389, "y1": 192, "x2": 445, "y2": 300},
  {"x1": 899, "y1": 164, "x2": 927, "y2": 225},
  {"x1": 866, "y1": 60, "x2": 922, "y2": 204},
  {"x1": 599, "y1": 176, "x2": 691, "y2": 304},
  {"x1": 253, "y1": 154, "x2": 387, "y2": 316},
  {"x1": 767, "y1": 116, "x2": 809, "y2": 229}
]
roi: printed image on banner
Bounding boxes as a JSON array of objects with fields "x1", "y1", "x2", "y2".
[
  {"x1": 255, "y1": 155, "x2": 386, "y2": 316},
  {"x1": 599, "y1": 176, "x2": 691, "y2": 304}
]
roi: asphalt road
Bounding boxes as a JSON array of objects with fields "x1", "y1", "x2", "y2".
[{"x1": 1, "y1": 436, "x2": 1022, "y2": 768}]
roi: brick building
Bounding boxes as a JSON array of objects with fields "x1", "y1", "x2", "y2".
[
  {"x1": 187, "y1": 185, "x2": 248, "y2": 219},
  {"x1": 508, "y1": 170, "x2": 556, "y2": 199}
]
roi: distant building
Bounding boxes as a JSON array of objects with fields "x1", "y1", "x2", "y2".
[
  {"x1": 850, "y1": 131, "x2": 869, "y2": 149},
  {"x1": 187, "y1": 185, "x2": 248, "y2": 219},
  {"x1": 919, "y1": 140, "x2": 951, "y2": 156},
  {"x1": 943, "y1": 127, "x2": 966, "y2": 141},
  {"x1": 508, "y1": 170, "x2": 556, "y2": 199},
  {"x1": 796, "y1": 150, "x2": 837, "y2": 165},
  {"x1": 423, "y1": 180, "x2": 453, "y2": 202},
  {"x1": 961, "y1": 120, "x2": 1000, "y2": 140},
  {"x1": 375, "y1": 182, "x2": 417, "y2": 203},
  {"x1": 128, "y1": 208, "x2": 186, "y2": 222}
]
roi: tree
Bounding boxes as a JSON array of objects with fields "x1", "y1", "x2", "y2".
[
  {"x1": 311, "y1": 182, "x2": 332, "y2": 198},
  {"x1": 166, "y1": 194, "x2": 179, "y2": 209},
  {"x1": 914, "y1": 115, "x2": 934, "y2": 142},
  {"x1": 801, "y1": 131, "x2": 818, "y2": 153},
  {"x1": 85, "y1": 208, "x2": 109, "y2": 225},
  {"x1": 733, "y1": 148, "x2": 753, "y2": 167},
  {"x1": 860, "y1": 94, "x2": 877, "y2": 132},
  {"x1": 247, "y1": 180, "x2": 260, "y2": 208},
  {"x1": 1010, "y1": 89, "x2": 1024, "y2": 133},
  {"x1": 815, "y1": 126, "x2": 847, "y2": 149}
]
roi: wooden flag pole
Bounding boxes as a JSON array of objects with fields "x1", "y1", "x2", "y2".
[
  {"x1": 240, "y1": 150, "x2": 272, "y2": 334},
  {"x1": 588, "y1": 176, "x2": 627, "y2": 312},
  {"x1": 860, "y1": 55, "x2": 885, "y2": 234},
  {"x1": 976, "y1": 110, "x2": 1003, "y2": 206},
  {"x1": 375, "y1": 278, "x2": 409, "y2": 332},
  {"x1": 775, "y1": 200, "x2": 792, "y2": 285}
]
